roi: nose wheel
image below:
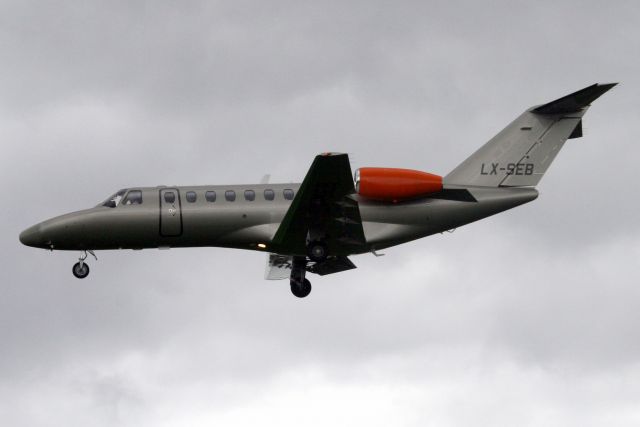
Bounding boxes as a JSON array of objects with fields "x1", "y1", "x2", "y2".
[
  {"x1": 72, "y1": 250, "x2": 96, "y2": 279},
  {"x1": 72, "y1": 262, "x2": 90, "y2": 279}
]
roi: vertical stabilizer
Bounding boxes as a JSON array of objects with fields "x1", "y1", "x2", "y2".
[{"x1": 444, "y1": 83, "x2": 616, "y2": 187}]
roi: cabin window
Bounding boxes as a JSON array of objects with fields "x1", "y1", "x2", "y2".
[
  {"x1": 244, "y1": 190, "x2": 255, "y2": 201},
  {"x1": 123, "y1": 190, "x2": 143, "y2": 205},
  {"x1": 225, "y1": 190, "x2": 236, "y2": 202},
  {"x1": 205, "y1": 191, "x2": 216, "y2": 202},
  {"x1": 186, "y1": 191, "x2": 197, "y2": 203},
  {"x1": 264, "y1": 189, "x2": 275, "y2": 201},
  {"x1": 164, "y1": 192, "x2": 176, "y2": 203},
  {"x1": 283, "y1": 189, "x2": 294, "y2": 200}
]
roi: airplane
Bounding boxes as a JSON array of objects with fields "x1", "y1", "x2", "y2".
[{"x1": 19, "y1": 83, "x2": 616, "y2": 297}]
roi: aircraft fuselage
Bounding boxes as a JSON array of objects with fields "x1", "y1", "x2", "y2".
[{"x1": 20, "y1": 183, "x2": 537, "y2": 255}]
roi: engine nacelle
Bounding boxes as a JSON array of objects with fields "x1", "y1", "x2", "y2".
[{"x1": 354, "y1": 167, "x2": 443, "y2": 201}]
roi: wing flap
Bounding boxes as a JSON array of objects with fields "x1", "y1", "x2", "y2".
[
  {"x1": 264, "y1": 253, "x2": 292, "y2": 280},
  {"x1": 308, "y1": 256, "x2": 357, "y2": 276}
]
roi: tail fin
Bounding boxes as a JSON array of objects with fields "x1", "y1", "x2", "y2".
[{"x1": 444, "y1": 83, "x2": 617, "y2": 187}]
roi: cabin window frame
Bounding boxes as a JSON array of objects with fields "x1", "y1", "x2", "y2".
[
  {"x1": 185, "y1": 191, "x2": 197, "y2": 203},
  {"x1": 283, "y1": 189, "x2": 294, "y2": 200},
  {"x1": 205, "y1": 191, "x2": 216, "y2": 203},
  {"x1": 225, "y1": 190, "x2": 236, "y2": 202},
  {"x1": 264, "y1": 189, "x2": 275, "y2": 201},
  {"x1": 164, "y1": 191, "x2": 176, "y2": 203}
]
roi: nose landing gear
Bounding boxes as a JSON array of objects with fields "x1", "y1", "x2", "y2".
[{"x1": 72, "y1": 250, "x2": 97, "y2": 279}]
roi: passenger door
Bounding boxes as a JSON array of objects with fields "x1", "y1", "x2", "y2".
[{"x1": 159, "y1": 188, "x2": 182, "y2": 236}]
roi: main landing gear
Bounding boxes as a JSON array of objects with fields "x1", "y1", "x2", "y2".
[
  {"x1": 72, "y1": 250, "x2": 97, "y2": 279},
  {"x1": 289, "y1": 240, "x2": 329, "y2": 297},
  {"x1": 290, "y1": 256, "x2": 312, "y2": 298}
]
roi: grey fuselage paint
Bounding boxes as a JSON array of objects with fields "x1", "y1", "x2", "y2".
[{"x1": 19, "y1": 183, "x2": 538, "y2": 256}]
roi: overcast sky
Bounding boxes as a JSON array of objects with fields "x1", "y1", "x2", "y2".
[{"x1": 1, "y1": 1, "x2": 639, "y2": 426}]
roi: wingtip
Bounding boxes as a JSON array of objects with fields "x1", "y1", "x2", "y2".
[{"x1": 597, "y1": 82, "x2": 618, "y2": 89}]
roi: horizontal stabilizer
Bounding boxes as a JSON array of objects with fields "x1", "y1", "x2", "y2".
[
  {"x1": 431, "y1": 188, "x2": 477, "y2": 202},
  {"x1": 532, "y1": 83, "x2": 617, "y2": 115}
]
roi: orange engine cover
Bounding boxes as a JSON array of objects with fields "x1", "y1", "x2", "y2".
[{"x1": 355, "y1": 167, "x2": 443, "y2": 201}]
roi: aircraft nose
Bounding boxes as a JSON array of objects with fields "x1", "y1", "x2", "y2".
[{"x1": 19, "y1": 224, "x2": 46, "y2": 248}]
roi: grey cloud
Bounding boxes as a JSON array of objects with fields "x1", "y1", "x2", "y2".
[{"x1": 1, "y1": 0, "x2": 639, "y2": 426}]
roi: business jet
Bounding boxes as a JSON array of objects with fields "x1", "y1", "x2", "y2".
[{"x1": 19, "y1": 83, "x2": 616, "y2": 297}]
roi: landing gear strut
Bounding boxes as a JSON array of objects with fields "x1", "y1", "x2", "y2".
[
  {"x1": 290, "y1": 256, "x2": 311, "y2": 298},
  {"x1": 72, "y1": 250, "x2": 96, "y2": 279}
]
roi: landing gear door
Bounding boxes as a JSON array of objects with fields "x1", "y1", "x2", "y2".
[{"x1": 159, "y1": 189, "x2": 182, "y2": 236}]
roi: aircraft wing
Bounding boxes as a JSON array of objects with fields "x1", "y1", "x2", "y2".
[{"x1": 271, "y1": 153, "x2": 367, "y2": 258}]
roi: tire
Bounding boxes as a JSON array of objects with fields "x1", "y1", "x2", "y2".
[
  {"x1": 72, "y1": 262, "x2": 90, "y2": 279},
  {"x1": 290, "y1": 278, "x2": 312, "y2": 298}
]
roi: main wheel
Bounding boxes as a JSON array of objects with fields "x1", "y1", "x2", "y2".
[
  {"x1": 307, "y1": 241, "x2": 328, "y2": 262},
  {"x1": 290, "y1": 278, "x2": 312, "y2": 298},
  {"x1": 72, "y1": 262, "x2": 90, "y2": 279}
]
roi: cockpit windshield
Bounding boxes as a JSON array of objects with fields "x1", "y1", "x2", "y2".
[{"x1": 101, "y1": 189, "x2": 127, "y2": 208}]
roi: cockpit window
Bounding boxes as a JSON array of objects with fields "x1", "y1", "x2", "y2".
[
  {"x1": 123, "y1": 190, "x2": 143, "y2": 205},
  {"x1": 102, "y1": 189, "x2": 127, "y2": 208}
]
